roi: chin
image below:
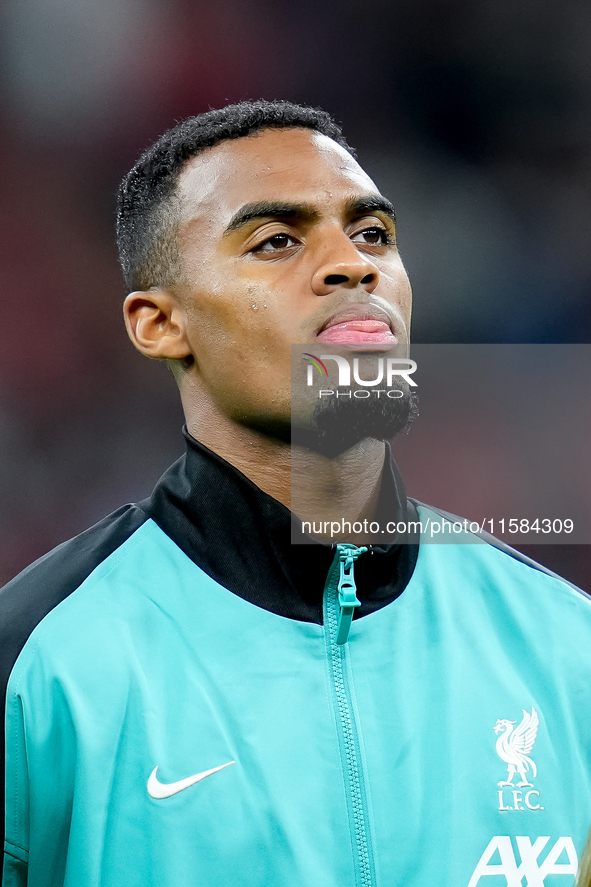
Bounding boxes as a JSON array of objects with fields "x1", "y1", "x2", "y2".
[{"x1": 291, "y1": 387, "x2": 419, "y2": 458}]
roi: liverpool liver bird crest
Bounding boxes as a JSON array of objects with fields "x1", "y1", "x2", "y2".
[{"x1": 494, "y1": 707, "x2": 539, "y2": 787}]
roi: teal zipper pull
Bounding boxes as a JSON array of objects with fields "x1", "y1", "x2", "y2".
[{"x1": 335, "y1": 544, "x2": 367, "y2": 645}]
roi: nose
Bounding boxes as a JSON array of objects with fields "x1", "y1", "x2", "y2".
[{"x1": 311, "y1": 231, "x2": 380, "y2": 297}]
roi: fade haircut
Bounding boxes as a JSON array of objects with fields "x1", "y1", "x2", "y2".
[{"x1": 116, "y1": 100, "x2": 354, "y2": 293}]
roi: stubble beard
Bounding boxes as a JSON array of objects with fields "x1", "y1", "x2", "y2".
[{"x1": 291, "y1": 383, "x2": 419, "y2": 457}]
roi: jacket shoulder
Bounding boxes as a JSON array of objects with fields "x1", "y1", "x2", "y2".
[
  {"x1": 0, "y1": 503, "x2": 150, "y2": 698},
  {"x1": 413, "y1": 499, "x2": 591, "y2": 603}
]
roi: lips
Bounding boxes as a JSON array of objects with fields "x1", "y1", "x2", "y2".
[{"x1": 317, "y1": 309, "x2": 398, "y2": 347}]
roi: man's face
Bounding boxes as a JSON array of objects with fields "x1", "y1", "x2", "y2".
[{"x1": 174, "y1": 127, "x2": 412, "y2": 434}]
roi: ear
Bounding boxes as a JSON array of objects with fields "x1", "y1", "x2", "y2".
[{"x1": 123, "y1": 289, "x2": 192, "y2": 361}]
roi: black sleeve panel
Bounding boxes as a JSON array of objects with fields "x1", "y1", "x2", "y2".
[{"x1": 0, "y1": 502, "x2": 150, "y2": 879}]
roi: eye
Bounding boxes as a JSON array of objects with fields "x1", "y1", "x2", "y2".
[
  {"x1": 351, "y1": 226, "x2": 394, "y2": 246},
  {"x1": 254, "y1": 232, "x2": 299, "y2": 252}
]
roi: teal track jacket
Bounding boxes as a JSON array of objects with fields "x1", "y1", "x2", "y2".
[{"x1": 3, "y1": 437, "x2": 591, "y2": 886}]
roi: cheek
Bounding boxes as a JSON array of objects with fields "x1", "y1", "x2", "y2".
[
  {"x1": 192, "y1": 299, "x2": 288, "y2": 360},
  {"x1": 383, "y1": 263, "x2": 412, "y2": 306},
  {"x1": 184, "y1": 289, "x2": 293, "y2": 408},
  {"x1": 191, "y1": 276, "x2": 295, "y2": 353},
  {"x1": 180, "y1": 254, "x2": 302, "y2": 399},
  {"x1": 196, "y1": 331, "x2": 293, "y2": 422}
]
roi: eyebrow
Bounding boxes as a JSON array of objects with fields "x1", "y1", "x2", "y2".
[
  {"x1": 224, "y1": 201, "x2": 320, "y2": 235},
  {"x1": 223, "y1": 194, "x2": 396, "y2": 236},
  {"x1": 345, "y1": 195, "x2": 397, "y2": 224}
]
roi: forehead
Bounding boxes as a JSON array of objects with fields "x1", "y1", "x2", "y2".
[{"x1": 176, "y1": 128, "x2": 379, "y2": 225}]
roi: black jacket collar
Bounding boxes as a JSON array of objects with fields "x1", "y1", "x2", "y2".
[{"x1": 145, "y1": 429, "x2": 419, "y2": 624}]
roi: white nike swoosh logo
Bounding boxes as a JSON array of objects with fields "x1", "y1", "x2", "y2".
[{"x1": 147, "y1": 761, "x2": 235, "y2": 799}]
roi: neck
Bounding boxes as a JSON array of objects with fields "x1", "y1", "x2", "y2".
[{"x1": 183, "y1": 398, "x2": 386, "y2": 545}]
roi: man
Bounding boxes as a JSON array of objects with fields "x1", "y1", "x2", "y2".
[{"x1": 2, "y1": 100, "x2": 591, "y2": 886}]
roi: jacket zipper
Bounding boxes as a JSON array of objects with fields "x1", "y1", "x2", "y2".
[{"x1": 323, "y1": 544, "x2": 376, "y2": 887}]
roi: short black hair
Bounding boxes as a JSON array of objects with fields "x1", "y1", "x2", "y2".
[{"x1": 116, "y1": 100, "x2": 354, "y2": 292}]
